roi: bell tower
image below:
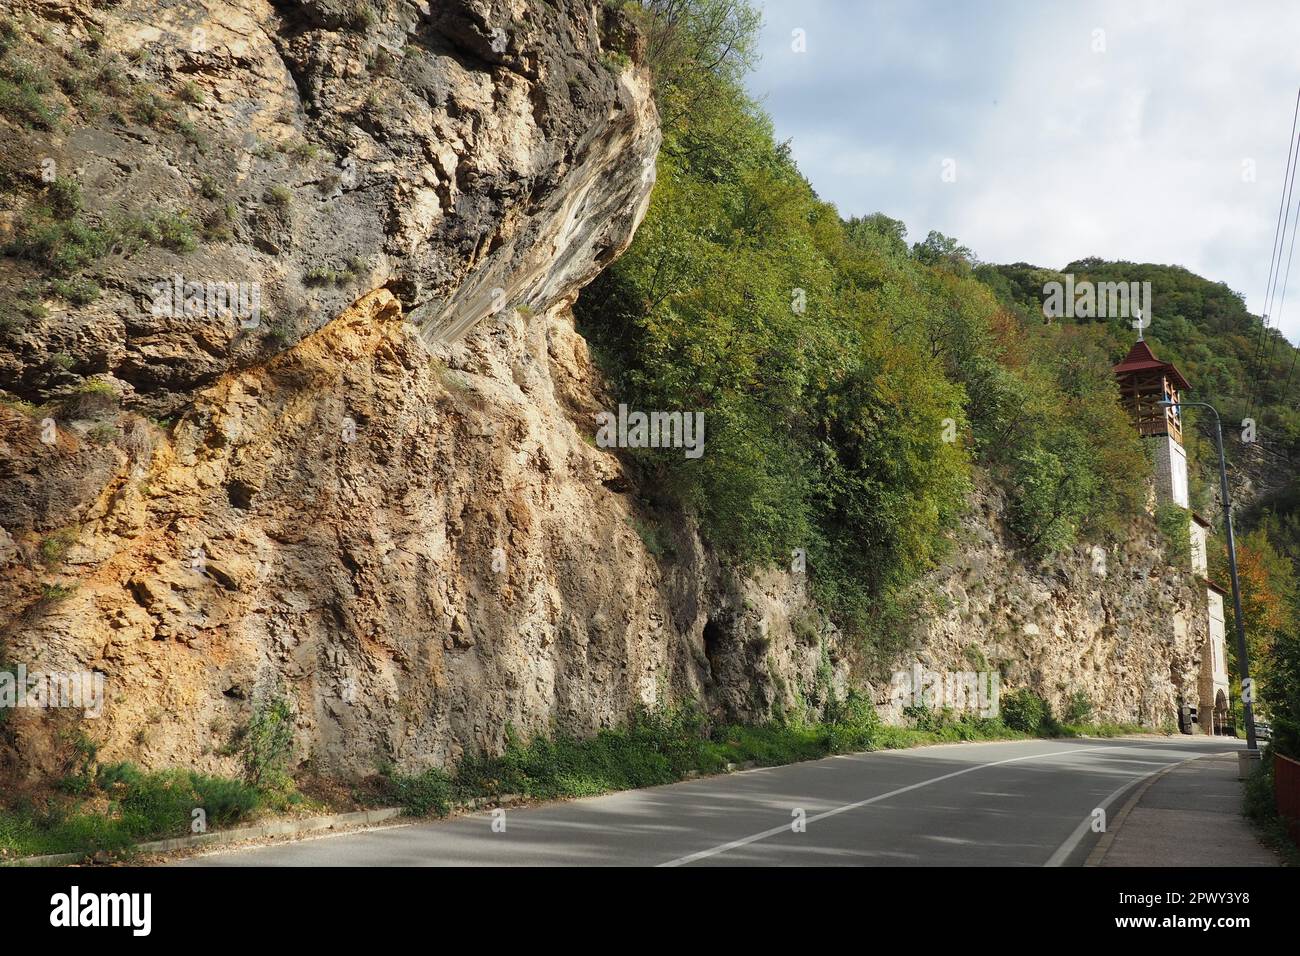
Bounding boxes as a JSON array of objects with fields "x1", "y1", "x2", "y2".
[
  {"x1": 1114, "y1": 338, "x2": 1191, "y2": 507},
  {"x1": 1114, "y1": 338, "x2": 1231, "y2": 735}
]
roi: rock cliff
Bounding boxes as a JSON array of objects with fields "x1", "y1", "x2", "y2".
[
  {"x1": 891, "y1": 482, "x2": 1206, "y2": 728},
  {"x1": 0, "y1": 0, "x2": 841, "y2": 783},
  {"x1": 1, "y1": 0, "x2": 1211, "y2": 788}
]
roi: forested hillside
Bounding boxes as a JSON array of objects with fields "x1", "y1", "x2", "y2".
[
  {"x1": 581, "y1": 1, "x2": 1147, "y2": 660},
  {"x1": 581, "y1": 0, "x2": 1300, "y2": 747},
  {"x1": 977, "y1": 261, "x2": 1300, "y2": 754},
  {"x1": 979, "y1": 259, "x2": 1300, "y2": 458}
]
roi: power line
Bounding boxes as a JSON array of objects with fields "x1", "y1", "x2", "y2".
[
  {"x1": 1281, "y1": 345, "x2": 1299, "y2": 409},
  {"x1": 1245, "y1": 88, "x2": 1300, "y2": 422},
  {"x1": 1261, "y1": 149, "x2": 1300, "y2": 409},
  {"x1": 1249, "y1": 92, "x2": 1300, "y2": 418}
]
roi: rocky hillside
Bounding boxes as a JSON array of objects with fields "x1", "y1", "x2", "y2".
[
  {"x1": 0, "y1": 0, "x2": 1212, "y2": 789},
  {"x1": 0, "y1": 0, "x2": 849, "y2": 784},
  {"x1": 894, "y1": 482, "x2": 1206, "y2": 729}
]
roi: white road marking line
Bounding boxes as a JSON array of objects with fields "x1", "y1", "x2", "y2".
[
  {"x1": 659, "y1": 744, "x2": 1112, "y2": 867},
  {"x1": 1043, "y1": 750, "x2": 1217, "y2": 867}
]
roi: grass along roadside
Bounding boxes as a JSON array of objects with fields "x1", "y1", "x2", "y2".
[
  {"x1": 0, "y1": 761, "x2": 308, "y2": 861},
  {"x1": 384, "y1": 692, "x2": 1155, "y2": 818},
  {"x1": 0, "y1": 691, "x2": 311, "y2": 862},
  {"x1": 3, "y1": 691, "x2": 1157, "y2": 861}
]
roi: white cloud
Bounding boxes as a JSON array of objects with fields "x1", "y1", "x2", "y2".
[{"x1": 748, "y1": 0, "x2": 1300, "y2": 343}]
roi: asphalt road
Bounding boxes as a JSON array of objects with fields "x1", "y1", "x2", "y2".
[{"x1": 182, "y1": 735, "x2": 1234, "y2": 867}]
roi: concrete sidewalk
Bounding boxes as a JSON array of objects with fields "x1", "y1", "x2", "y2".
[{"x1": 1093, "y1": 751, "x2": 1279, "y2": 866}]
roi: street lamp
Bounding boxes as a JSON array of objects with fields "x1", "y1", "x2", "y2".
[{"x1": 1159, "y1": 399, "x2": 1259, "y2": 757}]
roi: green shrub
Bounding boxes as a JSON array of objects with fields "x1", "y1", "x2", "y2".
[
  {"x1": 237, "y1": 693, "x2": 295, "y2": 789},
  {"x1": 901, "y1": 704, "x2": 1015, "y2": 742},
  {"x1": 131, "y1": 90, "x2": 170, "y2": 125},
  {"x1": 1243, "y1": 755, "x2": 1300, "y2": 864},
  {"x1": 59, "y1": 379, "x2": 120, "y2": 420},
  {"x1": 5, "y1": 215, "x2": 114, "y2": 276},
  {"x1": 1156, "y1": 502, "x2": 1192, "y2": 567},
  {"x1": 382, "y1": 691, "x2": 1045, "y2": 820},
  {"x1": 189, "y1": 773, "x2": 261, "y2": 826},
  {"x1": 116, "y1": 210, "x2": 197, "y2": 253},
  {"x1": 55, "y1": 730, "x2": 99, "y2": 794},
  {"x1": 903, "y1": 704, "x2": 954, "y2": 734},
  {"x1": 39, "y1": 582, "x2": 78, "y2": 602},
  {"x1": 601, "y1": 51, "x2": 631, "y2": 73},
  {"x1": 340, "y1": 0, "x2": 377, "y2": 31},
  {"x1": 39, "y1": 528, "x2": 77, "y2": 567},
  {"x1": 177, "y1": 80, "x2": 204, "y2": 104},
  {"x1": 96, "y1": 59, "x2": 132, "y2": 97},
  {"x1": 303, "y1": 267, "x2": 342, "y2": 287},
  {"x1": 0, "y1": 288, "x2": 47, "y2": 331},
  {"x1": 1064, "y1": 690, "x2": 1094, "y2": 724},
  {"x1": 105, "y1": 764, "x2": 261, "y2": 839},
  {"x1": 6, "y1": 183, "x2": 198, "y2": 279},
  {"x1": 198, "y1": 175, "x2": 224, "y2": 200},
  {"x1": 0, "y1": 56, "x2": 62, "y2": 128},
  {"x1": 388, "y1": 767, "x2": 454, "y2": 817},
  {"x1": 0, "y1": 16, "x2": 19, "y2": 54},
  {"x1": 289, "y1": 140, "x2": 319, "y2": 162},
  {"x1": 628, "y1": 515, "x2": 672, "y2": 560},
  {"x1": 175, "y1": 117, "x2": 204, "y2": 149},
  {"x1": 113, "y1": 768, "x2": 201, "y2": 834},
  {"x1": 201, "y1": 202, "x2": 237, "y2": 242},
  {"x1": 86, "y1": 422, "x2": 117, "y2": 445},
  {"x1": 49, "y1": 276, "x2": 100, "y2": 305},
  {"x1": 448, "y1": 705, "x2": 714, "y2": 803},
  {"x1": 999, "y1": 688, "x2": 1056, "y2": 735},
  {"x1": 824, "y1": 689, "x2": 881, "y2": 751},
  {"x1": 1, "y1": 760, "x2": 265, "y2": 859},
  {"x1": 45, "y1": 178, "x2": 83, "y2": 218}
]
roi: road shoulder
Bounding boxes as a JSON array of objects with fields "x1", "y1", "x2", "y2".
[{"x1": 1090, "y1": 751, "x2": 1280, "y2": 867}]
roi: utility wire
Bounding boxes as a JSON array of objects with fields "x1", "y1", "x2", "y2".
[
  {"x1": 1281, "y1": 346, "x2": 1299, "y2": 409},
  {"x1": 1260, "y1": 148, "x2": 1300, "y2": 413},
  {"x1": 1245, "y1": 88, "x2": 1300, "y2": 422},
  {"x1": 1249, "y1": 91, "x2": 1300, "y2": 418}
]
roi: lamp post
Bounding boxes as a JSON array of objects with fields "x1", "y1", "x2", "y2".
[{"x1": 1160, "y1": 399, "x2": 1259, "y2": 755}]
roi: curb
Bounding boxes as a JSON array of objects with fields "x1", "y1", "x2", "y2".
[
  {"x1": 458, "y1": 794, "x2": 527, "y2": 811},
  {"x1": 6, "y1": 806, "x2": 404, "y2": 867},
  {"x1": 1084, "y1": 750, "x2": 1232, "y2": 867}
]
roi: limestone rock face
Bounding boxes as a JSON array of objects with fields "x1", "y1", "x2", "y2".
[
  {"x1": 891, "y1": 482, "x2": 1207, "y2": 729},
  {"x1": 0, "y1": 0, "x2": 837, "y2": 782},
  {"x1": 3, "y1": 289, "x2": 841, "y2": 780},
  {"x1": 0, "y1": 0, "x2": 660, "y2": 414}
]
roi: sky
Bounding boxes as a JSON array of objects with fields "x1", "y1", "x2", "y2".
[{"x1": 747, "y1": 0, "x2": 1300, "y2": 344}]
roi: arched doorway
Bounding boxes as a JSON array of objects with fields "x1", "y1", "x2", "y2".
[{"x1": 1214, "y1": 690, "x2": 1229, "y2": 736}]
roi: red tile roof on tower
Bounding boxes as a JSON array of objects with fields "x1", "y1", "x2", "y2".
[{"x1": 1113, "y1": 340, "x2": 1191, "y2": 390}]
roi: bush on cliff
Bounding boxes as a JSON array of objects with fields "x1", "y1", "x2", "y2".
[
  {"x1": 999, "y1": 689, "x2": 1058, "y2": 736},
  {"x1": 1156, "y1": 502, "x2": 1192, "y2": 568},
  {"x1": 579, "y1": 1, "x2": 1148, "y2": 661}
]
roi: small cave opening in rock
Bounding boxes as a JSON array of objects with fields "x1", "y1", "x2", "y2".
[
  {"x1": 226, "y1": 479, "x2": 255, "y2": 510},
  {"x1": 702, "y1": 617, "x2": 724, "y2": 680}
]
